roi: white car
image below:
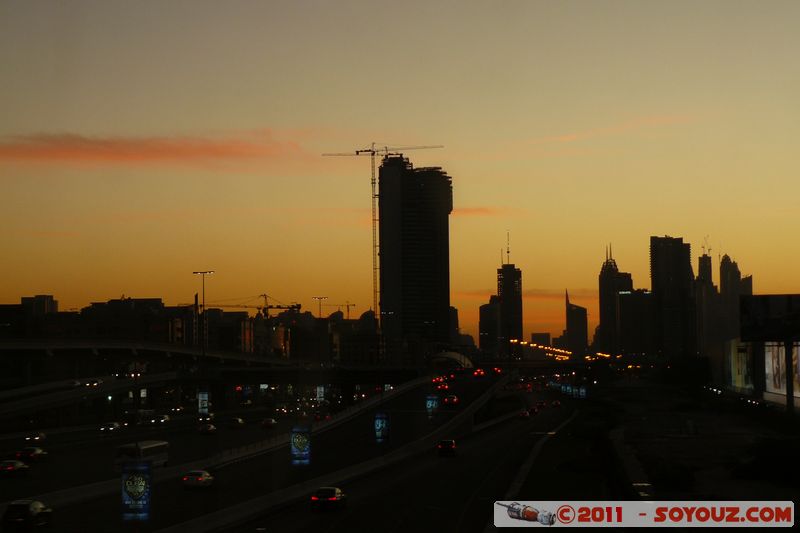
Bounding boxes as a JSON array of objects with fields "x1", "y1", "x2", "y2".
[{"x1": 182, "y1": 470, "x2": 215, "y2": 488}]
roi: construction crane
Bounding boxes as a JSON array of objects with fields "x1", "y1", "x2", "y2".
[
  {"x1": 322, "y1": 143, "x2": 443, "y2": 319},
  {"x1": 322, "y1": 301, "x2": 357, "y2": 320},
  {"x1": 198, "y1": 293, "x2": 301, "y2": 318}
]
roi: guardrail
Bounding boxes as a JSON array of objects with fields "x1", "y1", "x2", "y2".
[
  {"x1": 0, "y1": 375, "x2": 431, "y2": 512},
  {"x1": 157, "y1": 375, "x2": 510, "y2": 533}
]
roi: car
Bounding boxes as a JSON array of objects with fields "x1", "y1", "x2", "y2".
[
  {"x1": 261, "y1": 418, "x2": 278, "y2": 429},
  {"x1": 528, "y1": 407, "x2": 539, "y2": 416},
  {"x1": 197, "y1": 413, "x2": 215, "y2": 423},
  {"x1": 473, "y1": 368, "x2": 486, "y2": 378},
  {"x1": 100, "y1": 422, "x2": 124, "y2": 432},
  {"x1": 226, "y1": 417, "x2": 245, "y2": 429},
  {"x1": 310, "y1": 487, "x2": 347, "y2": 510},
  {"x1": 435, "y1": 383, "x2": 449, "y2": 391},
  {"x1": 314, "y1": 413, "x2": 332, "y2": 422},
  {"x1": 23, "y1": 432, "x2": 46, "y2": 443},
  {"x1": 2, "y1": 500, "x2": 52, "y2": 530},
  {"x1": 181, "y1": 470, "x2": 215, "y2": 488},
  {"x1": 0, "y1": 460, "x2": 30, "y2": 475},
  {"x1": 15, "y1": 447, "x2": 48, "y2": 463},
  {"x1": 518, "y1": 409, "x2": 531, "y2": 419},
  {"x1": 170, "y1": 406, "x2": 185, "y2": 413},
  {"x1": 492, "y1": 366, "x2": 503, "y2": 375},
  {"x1": 198, "y1": 423, "x2": 217, "y2": 435},
  {"x1": 436, "y1": 439, "x2": 457, "y2": 456},
  {"x1": 536, "y1": 401, "x2": 547, "y2": 409},
  {"x1": 443, "y1": 395, "x2": 459, "y2": 406},
  {"x1": 141, "y1": 414, "x2": 170, "y2": 427},
  {"x1": 551, "y1": 400, "x2": 562, "y2": 408},
  {"x1": 84, "y1": 378, "x2": 103, "y2": 387}
]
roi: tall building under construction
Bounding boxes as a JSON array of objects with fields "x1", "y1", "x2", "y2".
[{"x1": 379, "y1": 155, "x2": 453, "y2": 365}]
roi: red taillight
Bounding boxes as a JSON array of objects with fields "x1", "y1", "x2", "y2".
[
  {"x1": 311, "y1": 496, "x2": 319, "y2": 501},
  {"x1": 197, "y1": 477, "x2": 203, "y2": 481},
  {"x1": 437, "y1": 444, "x2": 442, "y2": 448},
  {"x1": 182, "y1": 476, "x2": 188, "y2": 481},
  {"x1": 328, "y1": 497, "x2": 337, "y2": 501},
  {"x1": 6, "y1": 466, "x2": 14, "y2": 470}
]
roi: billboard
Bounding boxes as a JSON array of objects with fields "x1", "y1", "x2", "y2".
[
  {"x1": 726, "y1": 340, "x2": 754, "y2": 392},
  {"x1": 426, "y1": 395, "x2": 439, "y2": 418},
  {"x1": 290, "y1": 426, "x2": 311, "y2": 465},
  {"x1": 741, "y1": 295, "x2": 800, "y2": 341},
  {"x1": 374, "y1": 412, "x2": 389, "y2": 443},
  {"x1": 765, "y1": 342, "x2": 800, "y2": 397},
  {"x1": 198, "y1": 391, "x2": 209, "y2": 415},
  {"x1": 121, "y1": 462, "x2": 151, "y2": 522}
]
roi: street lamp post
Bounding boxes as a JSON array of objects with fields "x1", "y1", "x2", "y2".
[{"x1": 192, "y1": 271, "x2": 214, "y2": 358}]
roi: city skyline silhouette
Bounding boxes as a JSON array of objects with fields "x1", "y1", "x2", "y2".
[{"x1": 2, "y1": 1, "x2": 798, "y2": 341}]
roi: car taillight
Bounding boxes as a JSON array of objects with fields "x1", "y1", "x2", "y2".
[
  {"x1": 6, "y1": 466, "x2": 13, "y2": 470},
  {"x1": 437, "y1": 444, "x2": 442, "y2": 448},
  {"x1": 328, "y1": 497, "x2": 337, "y2": 501},
  {"x1": 311, "y1": 496, "x2": 319, "y2": 500},
  {"x1": 182, "y1": 477, "x2": 188, "y2": 481},
  {"x1": 197, "y1": 477, "x2": 203, "y2": 481}
]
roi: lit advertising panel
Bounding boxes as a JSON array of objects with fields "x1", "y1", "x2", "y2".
[
  {"x1": 198, "y1": 391, "x2": 209, "y2": 414},
  {"x1": 291, "y1": 426, "x2": 311, "y2": 465},
  {"x1": 121, "y1": 462, "x2": 151, "y2": 522},
  {"x1": 374, "y1": 412, "x2": 389, "y2": 443},
  {"x1": 765, "y1": 343, "x2": 800, "y2": 397},
  {"x1": 426, "y1": 394, "x2": 439, "y2": 418},
  {"x1": 727, "y1": 341, "x2": 754, "y2": 392}
]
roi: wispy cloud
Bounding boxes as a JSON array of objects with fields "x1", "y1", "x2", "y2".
[{"x1": 0, "y1": 130, "x2": 314, "y2": 166}]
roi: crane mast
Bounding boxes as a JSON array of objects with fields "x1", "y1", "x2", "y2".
[{"x1": 322, "y1": 143, "x2": 443, "y2": 324}]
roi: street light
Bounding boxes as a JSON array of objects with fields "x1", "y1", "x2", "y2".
[
  {"x1": 192, "y1": 271, "x2": 214, "y2": 358},
  {"x1": 312, "y1": 296, "x2": 328, "y2": 318}
]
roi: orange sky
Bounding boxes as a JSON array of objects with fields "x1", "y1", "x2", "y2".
[{"x1": 2, "y1": 1, "x2": 799, "y2": 341}]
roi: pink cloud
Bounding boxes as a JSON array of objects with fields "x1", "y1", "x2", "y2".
[{"x1": 0, "y1": 130, "x2": 314, "y2": 166}]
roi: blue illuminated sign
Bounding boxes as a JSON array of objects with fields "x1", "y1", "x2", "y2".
[
  {"x1": 374, "y1": 412, "x2": 389, "y2": 443},
  {"x1": 291, "y1": 426, "x2": 311, "y2": 465},
  {"x1": 121, "y1": 462, "x2": 151, "y2": 522},
  {"x1": 426, "y1": 394, "x2": 439, "y2": 418}
]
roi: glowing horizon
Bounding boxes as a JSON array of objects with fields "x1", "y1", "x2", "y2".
[{"x1": 2, "y1": 0, "x2": 798, "y2": 342}]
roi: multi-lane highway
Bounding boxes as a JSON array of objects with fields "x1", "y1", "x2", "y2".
[
  {"x1": 239, "y1": 388, "x2": 570, "y2": 533},
  {"x1": 2, "y1": 373, "x2": 502, "y2": 531}
]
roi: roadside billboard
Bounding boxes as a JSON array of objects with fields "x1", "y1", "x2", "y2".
[
  {"x1": 121, "y1": 462, "x2": 151, "y2": 522},
  {"x1": 765, "y1": 342, "x2": 800, "y2": 397}
]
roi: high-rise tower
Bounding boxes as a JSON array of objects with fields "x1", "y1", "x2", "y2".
[
  {"x1": 597, "y1": 245, "x2": 632, "y2": 354},
  {"x1": 650, "y1": 236, "x2": 695, "y2": 358},
  {"x1": 497, "y1": 245, "x2": 523, "y2": 357},
  {"x1": 379, "y1": 155, "x2": 453, "y2": 365}
]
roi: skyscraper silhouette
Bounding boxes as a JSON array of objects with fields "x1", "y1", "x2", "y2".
[
  {"x1": 379, "y1": 155, "x2": 453, "y2": 365},
  {"x1": 479, "y1": 295, "x2": 500, "y2": 356},
  {"x1": 497, "y1": 262, "x2": 522, "y2": 357},
  {"x1": 565, "y1": 290, "x2": 588, "y2": 357},
  {"x1": 650, "y1": 236, "x2": 695, "y2": 358},
  {"x1": 597, "y1": 246, "x2": 632, "y2": 354}
]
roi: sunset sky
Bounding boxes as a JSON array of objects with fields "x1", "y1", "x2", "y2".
[{"x1": 2, "y1": 0, "x2": 799, "y2": 341}]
